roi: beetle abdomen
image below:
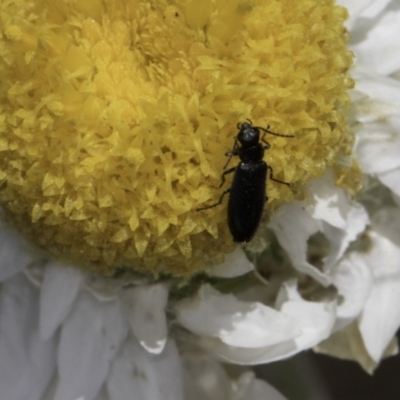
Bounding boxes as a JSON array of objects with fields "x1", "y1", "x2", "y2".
[{"x1": 227, "y1": 162, "x2": 267, "y2": 242}]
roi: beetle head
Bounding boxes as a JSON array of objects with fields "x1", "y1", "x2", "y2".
[{"x1": 237, "y1": 122, "x2": 260, "y2": 147}]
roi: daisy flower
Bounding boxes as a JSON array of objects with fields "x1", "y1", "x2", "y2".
[{"x1": 0, "y1": 0, "x2": 399, "y2": 399}]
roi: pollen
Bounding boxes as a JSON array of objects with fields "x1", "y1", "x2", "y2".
[{"x1": 0, "y1": 0, "x2": 353, "y2": 276}]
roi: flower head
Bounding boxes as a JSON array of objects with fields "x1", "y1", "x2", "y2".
[
  {"x1": 0, "y1": 0, "x2": 352, "y2": 276},
  {"x1": 4, "y1": 0, "x2": 400, "y2": 399}
]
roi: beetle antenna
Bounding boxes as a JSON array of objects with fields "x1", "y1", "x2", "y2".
[{"x1": 258, "y1": 125, "x2": 295, "y2": 138}]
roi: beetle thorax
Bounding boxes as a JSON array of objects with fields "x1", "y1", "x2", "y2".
[{"x1": 239, "y1": 143, "x2": 264, "y2": 163}]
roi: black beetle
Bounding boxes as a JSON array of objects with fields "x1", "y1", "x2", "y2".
[{"x1": 197, "y1": 121, "x2": 294, "y2": 243}]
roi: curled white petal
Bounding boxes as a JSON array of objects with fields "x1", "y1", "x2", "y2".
[
  {"x1": 322, "y1": 204, "x2": 370, "y2": 272},
  {"x1": 178, "y1": 283, "x2": 335, "y2": 365},
  {"x1": 269, "y1": 202, "x2": 330, "y2": 286},
  {"x1": 197, "y1": 337, "x2": 288, "y2": 365},
  {"x1": 277, "y1": 281, "x2": 336, "y2": 351},
  {"x1": 306, "y1": 170, "x2": 351, "y2": 230},
  {"x1": 271, "y1": 171, "x2": 369, "y2": 285},
  {"x1": 209, "y1": 248, "x2": 254, "y2": 278},
  {"x1": 332, "y1": 254, "x2": 373, "y2": 331},
  {"x1": 120, "y1": 283, "x2": 168, "y2": 354},
  {"x1": 176, "y1": 285, "x2": 299, "y2": 349},
  {"x1": 199, "y1": 294, "x2": 336, "y2": 365},
  {"x1": 279, "y1": 299, "x2": 335, "y2": 352}
]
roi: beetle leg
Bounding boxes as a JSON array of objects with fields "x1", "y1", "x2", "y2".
[
  {"x1": 224, "y1": 148, "x2": 240, "y2": 157},
  {"x1": 196, "y1": 188, "x2": 231, "y2": 211},
  {"x1": 219, "y1": 166, "x2": 236, "y2": 188},
  {"x1": 223, "y1": 149, "x2": 239, "y2": 169},
  {"x1": 267, "y1": 165, "x2": 290, "y2": 186},
  {"x1": 223, "y1": 138, "x2": 239, "y2": 169},
  {"x1": 261, "y1": 132, "x2": 272, "y2": 147},
  {"x1": 261, "y1": 140, "x2": 271, "y2": 150}
]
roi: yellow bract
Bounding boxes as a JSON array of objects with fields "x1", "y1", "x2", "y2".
[{"x1": 0, "y1": 0, "x2": 353, "y2": 276}]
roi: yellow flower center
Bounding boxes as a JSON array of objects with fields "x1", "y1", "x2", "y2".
[{"x1": 0, "y1": 0, "x2": 353, "y2": 276}]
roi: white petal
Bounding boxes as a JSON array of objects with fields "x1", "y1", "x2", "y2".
[
  {"x1": 120, "y1": 283, "x2": 168, "y2": 354},
  {"x1": 373, "y1": 205, "x2": 400, "y2": 243},
  {"x1": 0, "y1": 225, "x2": 37, "y2": 282},
  {"x1": 314, "y1": 321, "x2": 393, "y2": 374},
  {"x1": 269, "y1": 202, "x2": 331, "y2": 286},
  {"x1": 392, "y1": 191, "x2": 400, "y2": 208},
  {"x1": 277, "y1": 281, "x2": 336, "y2": 351},
  {"x1": 182, "y1": 347, "x2": 233, "y2": 400},
  {"x1": 335, "y1": 0, "x2": 377, "y2": 29},
  {"x1": 41, "y1": 375, "x2": 58, "y2": 400},
  {"x1": 85, "y1": 275, "x2": 124, "y2": 301},
  {"x1": 235, "y1": 372, "x2": 289, "y2": 400},
  {"x1": 333, "y1": 253, "x2": 373, "y2": 330},
  {"x1": 0, "y1": 273, "x2": 57, "y2": 400},
  {"x1": 322, "y1": 204, "x2": 370, "y2": 273},
  {"x1": 378, "y1": 167, "x2": 400, "y2": 197},
  {"x1": 209, "y1": 248, "x2": 254, "y2": 278},
  {"x1": 353, "y1": 9, "x2": 400, "y2": 75},
  {"x1": 137, "y1": 339, "x2": 183, "y2": 400},
  {"x1": 358, "y1": 227, "x2": 400, "y2": 362},
  {"x1": 352, "y1": 71, "x2": 400, "y2": 186},
  {"x1": 94, "y1": 388, "x2": 110, "y2": 400},
  {"x1": 55, "y1": 291, "x2": 128, "y2": 400},
  {"x1": 198, "y1": 336, "x2": 297, "y2": 365},
  {"x1": 275, "y1": 171, "x2": 368, "y2": 279},
  {"x1": 199, "y1": 282, "x2": 336, "y2": 365},
  {"x1": 43, "y1": 377, "x2": 111, "y2": 400},
  {"x1": 175, "y1": 284, "x2": 299, "y2": 349},
  {"x1": 352, "y1": 69, "x2": 400, "y2": 123},
  {"x1": 356, "y1": 120, "x2": 400, "y2": 173},
  {"x1": 107, "y1": 336, "x2": 183, "y2": 400},
  {"x1": 360, "y1": 0, "x2": 393, "y2": 19},
  {"x1": 40, "y1": 261, "x2": 83, "y2": 340},
  {"x1": 305, "y1": 170, "x2": 351, "y2": 230}
]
